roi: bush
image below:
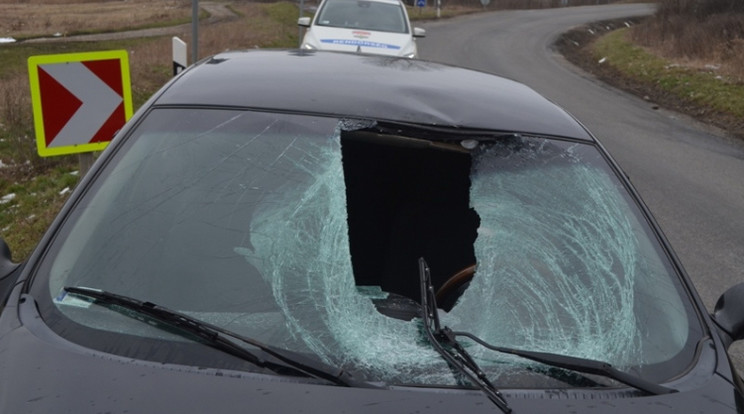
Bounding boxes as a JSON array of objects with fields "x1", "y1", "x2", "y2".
[
  {"x1": 631, "y1": 0, "x2": 744, "y2": 81},
  {"x1": 657, "y1": 0, "x2": 744, "y2": 19}
]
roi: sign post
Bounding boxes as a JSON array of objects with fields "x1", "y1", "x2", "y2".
[
  {"x1": 192, "y1": 0, "x2": 199, "y2": 64},
  {"x1": 27, "y1": 50, "x2": 133, "y2": 159},
  {"x1": 416, "y1": 0, "x2": 425, "y2": 15}
]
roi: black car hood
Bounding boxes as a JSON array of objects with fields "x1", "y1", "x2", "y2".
[{"x1": 0, "y1": 295, "x2": 742, "y2": 413}]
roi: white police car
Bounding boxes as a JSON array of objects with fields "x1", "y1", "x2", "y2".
[{"x1": 298, "y1": 0, "x2": 425, "y2": 58}]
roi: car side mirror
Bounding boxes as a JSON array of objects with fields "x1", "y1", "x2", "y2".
[
  {"x1": 298, "y1": 17, "x2": 311, "y2": 27},
  {"x1": 0, "y1": 238, "x2": 20, "y2": 304},
  {"x1": 712, "y1": 282, "x2": 744, "y2": 348},
  {"x1": 413, "y1": 27, "x2": 426, "y2": 38}
]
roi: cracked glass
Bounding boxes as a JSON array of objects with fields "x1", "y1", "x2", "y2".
[{"x1": 39, "y1": 108, "x2": 701, "y2": 388}]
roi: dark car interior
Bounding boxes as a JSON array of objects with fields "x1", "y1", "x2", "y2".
[{"x1": 341, "y1": 131, "x2": 480, "y2": 309}]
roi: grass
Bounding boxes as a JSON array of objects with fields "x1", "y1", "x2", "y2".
[
  {"x1": 629, "y1": 3, "x2": 744, "y2": 83},
  {"x1": 0, "y1": 166, "x2": 79, "y2": 261},
  {"x1": 593, "y1": 28, "x2": 744, "y2": 120},
  {"x1": 0, "y1": 0, "x2": 192, "y2": 40}
]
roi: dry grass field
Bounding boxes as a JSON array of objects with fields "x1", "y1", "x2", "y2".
[
  {"x1": 630, "y1": 0, "x2": 744, "y2": 82},
  {"x1": 0, "y1": 0, "x2": 192, "y2": 39}
]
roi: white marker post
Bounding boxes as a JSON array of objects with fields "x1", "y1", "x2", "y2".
[
  {"x1": 173, "y1": 37, "x2": 188, "y2": 76},
  {"x1": 192, "y1": 0, "x2": 199, "y2": 64}
]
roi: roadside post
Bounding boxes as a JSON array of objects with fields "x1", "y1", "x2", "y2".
[
  {"x1": 298, "y1": 0, "x2": 305, "y2": 47},
  {"x1": 27, "y1": 50, "x2": 133, "y2": 175},
  {"x1": 173, "y1": 37, "x2": 188, "y2": 76}
]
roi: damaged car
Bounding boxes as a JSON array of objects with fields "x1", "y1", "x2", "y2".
[{"x1": 1, "y1": 50, "x2": 743, "y2": 413}]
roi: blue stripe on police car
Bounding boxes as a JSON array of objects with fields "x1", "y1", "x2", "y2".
[{"x1": 320, "y1": 39, "x2": 401, "y2": 50}]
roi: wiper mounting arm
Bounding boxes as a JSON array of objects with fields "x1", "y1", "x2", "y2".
[
  {"x1": 63, "y1": 286, "x2": 370, "y2": 388},
  {"x1": 452, "y1": 331, "x2": 677, "y2": 396},
  {"x1": 418, "y1": 258, "x2": 512, "y2": 413}
]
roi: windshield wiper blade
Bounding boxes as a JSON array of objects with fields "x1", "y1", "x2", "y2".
[
  {"x1": 451, "y1": 331, "x2": 677, "y2": 396},
  {"x1": 418, "y1": 258, "x2": 512, "y2": 414},
  {"x1": 63, "y1": 286, "x2": 370, "y2": 388}
]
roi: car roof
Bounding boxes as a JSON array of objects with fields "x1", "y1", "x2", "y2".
[{"x1": 153, "y1": 50, "x2": 593, "y2": 141}]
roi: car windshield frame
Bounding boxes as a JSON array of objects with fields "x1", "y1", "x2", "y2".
[
  {"x1": 314, "y1": 0, "x2": 410, "y2": 34},
  {"x1": 28, "y1": 106, "x2": 705, "y2": 390}
]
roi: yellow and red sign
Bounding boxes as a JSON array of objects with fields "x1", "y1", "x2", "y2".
[{"x1": 28, "y1": 50, "x2": 133, "y2": 157}]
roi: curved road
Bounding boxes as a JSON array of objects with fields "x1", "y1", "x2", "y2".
[{"x1": 418, "y1": 4, "x2": 744, "y2": 367}]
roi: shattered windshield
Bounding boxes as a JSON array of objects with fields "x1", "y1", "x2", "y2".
[{"x1": 38, "y1": 108, "x2": 701, "y2": 388}]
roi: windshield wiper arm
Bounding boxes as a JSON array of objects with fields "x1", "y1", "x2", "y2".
[
  {"x1": 418, "y1": 258, "x2": 512, "y2": 414},
  {"x1": 63, "y1": 286, "x2": 371, "y2": 388},
  {"x1": 451, "y1": 331, "x2": 677, "y2": 396}
]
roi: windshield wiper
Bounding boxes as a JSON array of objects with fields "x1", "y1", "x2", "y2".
[
  {"x1": 63, "y1": 286, "x2": 372, "y2": 388},
  {"x1": 451, "y1": 330, "x2": 677, "y2": 396},
  {"x1": 418, "y1": 259, "x2": 678, "y2": 411},
  {"x1": 417, "y1": 260, "x2": 677, "y2": 397},
  {"x1": 418, "y1": 258, "x2": 512, "y2": 414}
]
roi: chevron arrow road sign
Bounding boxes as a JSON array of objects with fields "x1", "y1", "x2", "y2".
[{"x1": 28, "y1": 50, "x2": 133, "y2": 157}]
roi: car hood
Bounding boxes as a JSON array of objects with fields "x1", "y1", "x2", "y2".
[
  {"x1": 303, "y1": 26, "x2": 416, "y2": 57},
  {"x1": 1, "y1": 295, "x2": 741, "y2": 414}
]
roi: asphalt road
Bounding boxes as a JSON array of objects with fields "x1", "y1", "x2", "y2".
[{"x1": 417, "y1": 3, "x2": 744, "y2": 368}]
